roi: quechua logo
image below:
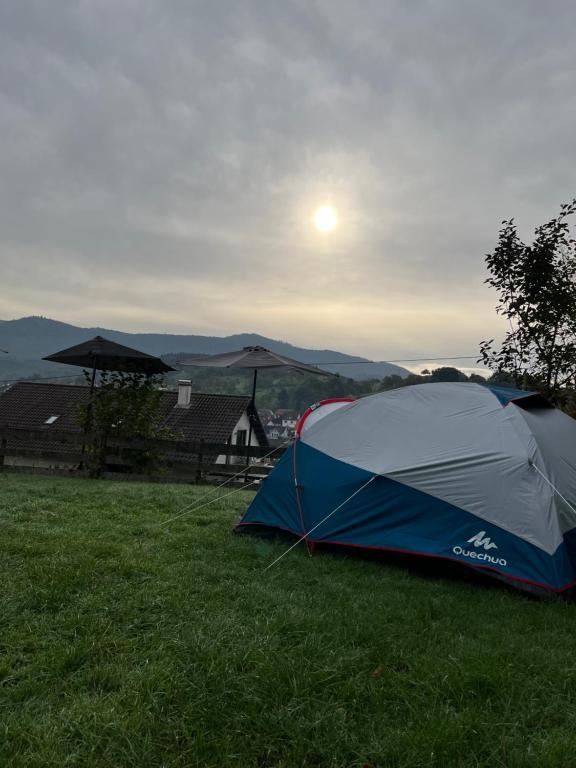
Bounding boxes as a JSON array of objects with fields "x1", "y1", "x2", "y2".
[
  {"x1": 467, "y1": 531, "x2": 498, "y2": 550},
  {"x1": 453, "y1": 531, "x2": 507, "y2": 566}
]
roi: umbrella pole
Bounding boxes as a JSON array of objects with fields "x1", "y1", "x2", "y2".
[
  {"x1": 80, "y1": 360, "x2": 97, "y2": 467},
  {"x1": 89, "y1": 360, "x2": 97, "y2": 395},
  {"x1": 245, "y1": 368, "x2": 258, "y2": 478}
]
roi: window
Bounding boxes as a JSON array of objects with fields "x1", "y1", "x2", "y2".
[
  {"x1": 44, "y1": 415, "x2": 60, "y2": 425},
  {"x1": 235, "y1": 429, "x2": 247, "y2": 446}
]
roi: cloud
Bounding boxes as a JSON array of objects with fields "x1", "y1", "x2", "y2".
[{"x1": 0, "y1": 0, "x2": 575, "y2": 358}]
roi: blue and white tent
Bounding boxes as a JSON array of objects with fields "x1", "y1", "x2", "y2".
[{"x1": 237, "y1": 383, "x2": 576, "y2": 594}]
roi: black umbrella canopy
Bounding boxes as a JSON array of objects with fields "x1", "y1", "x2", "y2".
[
  {"x1": 43, "y1": 335, "x2": 175, "y2": 375},
  {"x1": 180, "y1": 345, "x2": 333, "y2": 376}
]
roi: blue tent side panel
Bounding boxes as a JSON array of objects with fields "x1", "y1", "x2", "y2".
[
  {"x1": 238, "y1": 442, "x2": 576, "y2": 592},
  {"x1": 240, "y1": 447, "x2": 303, "y2": 534},
  {"x1": 483, "y1": 384, "x2": 537, "y2": 406}
]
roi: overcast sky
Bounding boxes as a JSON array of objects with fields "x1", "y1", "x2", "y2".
[{"x1": 1, "y1": 0, "x2": 575, "y2": 364}]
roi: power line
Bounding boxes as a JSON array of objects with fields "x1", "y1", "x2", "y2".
[
  {"x1": 0, "y1": 374, "x2": 83, "y2": 384},
  {"x1": 310, "y1": 355, "x2": 479, "y2": 365},
  {"x1": 0, "y1": 355, "x2": 483, "y2": 385}
]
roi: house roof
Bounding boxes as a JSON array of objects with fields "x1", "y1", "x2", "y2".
[
  {"x1": 0, "y1": 382, "x2": 268, "y2": 447},
  {"x1": 0, "y1": 382, "x2": 88, "y2": 433},
  {"x1": 157, "y1": 391, "x2": 268, "y2": 445}
]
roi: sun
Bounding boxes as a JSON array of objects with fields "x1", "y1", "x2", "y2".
[{"x1": 313, "y1": 204, "x2": 338, "y2": 233}]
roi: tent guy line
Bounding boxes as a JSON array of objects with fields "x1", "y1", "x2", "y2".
[
  {"x1": 159, "y1": 440, "x2": 292, "y2": 528},
  {"x1": 264, "y1": 474, "x2": 378, "y2": 572},
  {"x1": 530, "y1": 462, "x2": 576, "y2": 519},
  {"x1": 159, "y1": 481, "x2": 261, "y2": 528}
]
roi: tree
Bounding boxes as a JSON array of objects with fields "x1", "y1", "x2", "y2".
[
  {"x1": 428, "y1": 366, "x2": 467, "y2": 382},
  {"x1": 78, "y1": 371, "x2": 172, "y2": 476},
  {"x1": 479, "y1": 199, "x2": 576, "y2": 396}
]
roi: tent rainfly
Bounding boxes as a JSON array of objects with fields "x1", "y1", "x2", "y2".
[{"x1": 237, "y1": 383, "x2": 576, "y2": 595}]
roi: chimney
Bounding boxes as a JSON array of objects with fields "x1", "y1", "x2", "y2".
[{"x1": 177, "y1": 380, "x2": 192, "y2": 408}]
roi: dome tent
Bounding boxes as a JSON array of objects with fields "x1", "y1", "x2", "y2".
[{"x1": 237, "y1": 383, "x2": 576, "y2": 594}]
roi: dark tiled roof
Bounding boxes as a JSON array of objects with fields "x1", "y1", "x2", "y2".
[
  {"x1": 0, "y1": 382, "x2": 268, "y2": 448},
  {"x1": 158, "y1": 391, "x2": 267, "y2": 445},
  {"x1": 0, "y1": 382, "x2": 88, "y2": 433}
]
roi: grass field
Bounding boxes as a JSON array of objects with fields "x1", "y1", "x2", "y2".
[{"x1": 2, "y1": 474, "x2": 576, "y2": 767}]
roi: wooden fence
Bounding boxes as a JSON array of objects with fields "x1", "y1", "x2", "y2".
[{"x1": 0, "y1": 426, "x2": 287, "y2": 486}]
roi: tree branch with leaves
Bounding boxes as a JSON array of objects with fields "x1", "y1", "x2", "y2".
[
  {"x1": 77, "y1": 370, "x2": 175, "y2": 476},
  {"x1": 479, "y1": 199, "x2": 576, "y2": 397}
]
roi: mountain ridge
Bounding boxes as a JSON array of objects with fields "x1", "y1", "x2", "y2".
[{"x1": 0, "y1": 316, "x2": 409, "y2": 381}]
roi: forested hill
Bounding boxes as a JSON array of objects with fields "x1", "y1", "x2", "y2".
[
  {"x1": 162, "y1": 359, "x2": 487, "y2": 413},
  {"x1": 0, "y1": 316, "x2": 409, "y2": 381}
]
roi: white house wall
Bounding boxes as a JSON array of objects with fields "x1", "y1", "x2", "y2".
[
  {"x1": 233, "y1": 412, "x2": 259, "y2": 445},
  {"x1": 215, "y1": 410, "x2": 261, "y2": 464}
]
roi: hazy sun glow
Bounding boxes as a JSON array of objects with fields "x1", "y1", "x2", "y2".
[{"x1": 313, "y1": 204, "x2": 338, "y2": 233}]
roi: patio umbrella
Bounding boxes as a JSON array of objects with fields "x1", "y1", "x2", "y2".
[
  {"x1": 44, "y1": 335, "x2": 175, "y2": 393},
  {"x1": 180, "y1": 345, "x2": 333, "y2": 451},
  {"x1": 44, "y1": 336, "x2": 175, "y2": 464}
]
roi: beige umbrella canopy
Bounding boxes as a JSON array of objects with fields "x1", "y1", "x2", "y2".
[
  {"x1": 180, "y1": 345, "x2": 332, "y2": 375},
  {"x1": 180, "y1": 345, "x2": 333, "y2": 449}
]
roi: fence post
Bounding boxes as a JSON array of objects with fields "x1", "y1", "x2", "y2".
[
  {"x1": 195, "y1": 439, "x2": 204, "y2": 484},
  {"x1": 0, "y1": 436, "x2": 6, "y2": 471}
]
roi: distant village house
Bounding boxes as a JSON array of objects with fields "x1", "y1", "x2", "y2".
[{"x1": 263, "y1": 408, "x2": 301, "y2": 441}]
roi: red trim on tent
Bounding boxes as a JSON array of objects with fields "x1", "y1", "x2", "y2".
[
  {"x1": 314, "y1": 538, "x2": 576, "y2": 593},
  {"x1": 237, "y1": 522, "x2": 576, "y2": 594},
  {"x1": 295, "y1": 397, "x2": 355, "y2": 437}
]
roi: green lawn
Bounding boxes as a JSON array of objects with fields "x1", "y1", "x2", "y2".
[{"x1": 1, "y1": 474, "x2": 576, "y2": 767}]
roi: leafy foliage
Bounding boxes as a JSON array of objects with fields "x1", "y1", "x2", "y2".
[
  {"x1": 78, "y1": 371, "x2": 173, "y2": 476},
  {"x1": 480, "y1": 200, "x2": 576, "y2": 395},
  {"x1": 80, "y1": 371, "x2": 168, "y2": 438},
  {"x1": 162, "y1": 366, "x2": 485, "y2": 414}
]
